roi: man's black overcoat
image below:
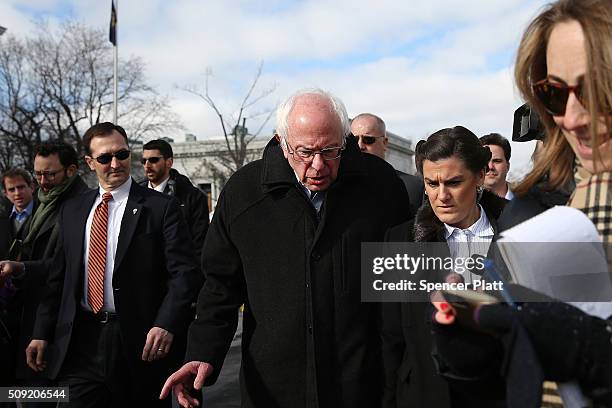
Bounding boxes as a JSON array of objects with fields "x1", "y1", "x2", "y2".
[{"x1": 186, "y1": 137, "x2": 411, "y2": 408}]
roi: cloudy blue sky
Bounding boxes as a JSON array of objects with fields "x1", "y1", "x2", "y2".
[{"x1": 2, "y1": 0, "x2": 550, "y2": 178}]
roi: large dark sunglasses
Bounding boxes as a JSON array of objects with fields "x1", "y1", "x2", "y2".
[
  {"x1": 140, "y1": 156, "x2": 163, "y2": 165},
  {"x1": 532, "y1": 79, "x2": 584, "y2": 116},
  {"x1": 92, "y1": 149, "x2": 131, "y2": 164},
  {"x1": 355, "y1": 134, "x2": 385, "y2": 145}
]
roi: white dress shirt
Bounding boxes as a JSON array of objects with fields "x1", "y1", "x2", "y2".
[
  {"x1": 148, "y1": 176, "x2": 169, "y2": 193},
  {"x1": 443, "y1": 204, "x2": 494, "y2": 284},
  {"x1": 81, "y1": 178, "x2": 132, "y2": 312},
  {"x1": 504, "y1": 185, "x2": 515, "y2": 201}
]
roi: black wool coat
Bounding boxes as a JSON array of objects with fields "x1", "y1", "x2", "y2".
[
  {"x1": 139, "y1": 168, "x2": 209, "y2": 262},
  {"x1": 13, "y1": 176, "x2": 89, "y2": 379},
  {"x1": 382, "y1": 190, "x2": 507, "y2": 408},
  {"x1": 186, "y1": 137, "x2": 411, "y2": 408}
]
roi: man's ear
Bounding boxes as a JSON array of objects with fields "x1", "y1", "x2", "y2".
[
  {"x1": 66, "y1": 164, "x2": 78, "y2": 177},
  {"x1": 85, "y1": 156, "x2": 96, "y2": 171},
  {"x1": 167, "y1": 157, "x2": 174, "y2": 169}
]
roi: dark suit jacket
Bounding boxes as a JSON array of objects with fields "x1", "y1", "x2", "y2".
[
  {"x1": 396, "y1": 170, "x2": 424, "y2": 216},
  {"x1": 12, "y1": 176, "x2": 88, "y2": 379},
  {"x1": 32, "y1": 180, "x2": 203, "y2": 387}
]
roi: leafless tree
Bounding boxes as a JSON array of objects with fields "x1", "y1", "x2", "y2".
[
  {"x1": 0, "y1": 21, "x2": 183, "y2": 172},
  {"x1": 179, "y1": 61, "x2": 276, "y2": 184}
]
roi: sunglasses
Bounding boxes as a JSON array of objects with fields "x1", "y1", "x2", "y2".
[
  {"x1": 532, "y1": 79, "x2": 585, "y2": 116},
  {"x1": 140, "y1": 156, "x2": 163, "y2": 165},
  {"x1": 354, "y1": 134, "x2": 385, "y2": 145},
  {"x1": 91, "y1": 149, "x2": 131, "y2": 165}
]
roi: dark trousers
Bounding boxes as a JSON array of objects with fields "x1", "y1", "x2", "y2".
[{"x1": 57, "y1": 312, "x2": 170, "y2": 408}]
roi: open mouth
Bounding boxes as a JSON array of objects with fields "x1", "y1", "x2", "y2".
[{"x1": 574, "y1": 132, "x2": 611, "y2": 159}]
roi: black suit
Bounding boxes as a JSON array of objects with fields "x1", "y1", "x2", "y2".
[
  {"x1": 396, "y1": 170, "x2": 424, "y2": 216},
  {"x1": 33, "y1": 180, "x2": 202, "y2": 406}
]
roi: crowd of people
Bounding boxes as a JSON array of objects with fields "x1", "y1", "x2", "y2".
[{"x1": 0, "y1": 0, "x2": 610, "y2": 407}]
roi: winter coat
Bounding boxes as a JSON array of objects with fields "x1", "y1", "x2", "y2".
[
  {"x1": 382, "y1": 190, "x2": 507, "y2": 408},
  {"x1": 186, "y1": 136, "x2": 411, "y2": 408},
  {"x1": 139, "y1": 169, "x2": 209, "y2": 262}
]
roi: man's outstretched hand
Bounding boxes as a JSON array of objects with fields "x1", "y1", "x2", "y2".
[{"x1": 160, "y1": 361, "x2": 213, "y2": 408}]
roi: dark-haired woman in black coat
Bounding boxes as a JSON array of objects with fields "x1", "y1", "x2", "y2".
[{"x1": 382, "y1": 126, "x2": 507, "y2": 408}]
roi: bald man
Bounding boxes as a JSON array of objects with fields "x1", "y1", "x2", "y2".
[{"x1": 351, "y1": 113, "x2": 424, "y2": 215}]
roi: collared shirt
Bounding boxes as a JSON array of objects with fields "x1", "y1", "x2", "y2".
[
  {"x1": 81, "y1": 178, "x2": 132, "y2": 312},
  {"x1": 505, "y1": 184, "x2": 514, "y2": 201},
  {"x1": 444, "y1": 204, "x2": 494, "y2": 284},
  {"x1": 10, "y1": 199, "x2": 34, "y2": 224},
  {"x1": 148, "y1": 176, "x2": 169, "y2": 194},
  {"x1": 293, "y1": 171, "x2": 326, "y2": 214},
  {"x1": 297, "y1": 182, "x2": 326, "y2": 214}
]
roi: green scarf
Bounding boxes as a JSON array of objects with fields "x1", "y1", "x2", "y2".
[{"x1": 21, "y1": 175, "x2": 79, "y2": 258}]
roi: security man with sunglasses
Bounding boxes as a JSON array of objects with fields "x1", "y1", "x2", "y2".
[
  {"x1": 139, "y1": 139, "x2": 209, "y2": 263},
  {"x1": 0, "y1": 141, "x2": 89, "y2": 388},
  {"x1": 25, "y1": 122, "x2": 202, "y2": 407},
  {"x1": 351, "y1": 113, "x2": 424, "y2": 215}
]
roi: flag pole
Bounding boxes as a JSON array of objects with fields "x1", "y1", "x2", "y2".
[{"x1": 113, "y1": 0, "x2": 118, "y2": 124}]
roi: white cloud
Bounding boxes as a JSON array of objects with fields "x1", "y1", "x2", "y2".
[{"x1": 3, "y1": 0, "x2": 550, "y2": 175}]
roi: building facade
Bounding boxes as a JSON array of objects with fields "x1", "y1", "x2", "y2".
[{"x1": 170, "y1": 132, "x2": 416, "y2": 211}]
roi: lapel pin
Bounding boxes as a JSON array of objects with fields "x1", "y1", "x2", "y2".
[{"x1": 133, "y1": 208, "x2": 138, "y2": 215}]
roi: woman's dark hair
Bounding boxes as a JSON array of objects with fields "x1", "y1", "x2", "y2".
[{"x1": 415, "y1": 126, "x2": 491, "y2": 175}]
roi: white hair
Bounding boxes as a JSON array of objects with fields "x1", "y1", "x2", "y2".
[{"x1": 275, "y1": 88, "x2": 350, "y2": 144}]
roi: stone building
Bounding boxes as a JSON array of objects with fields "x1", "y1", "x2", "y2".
[{"x1": 170, "y1": 131, "x2": 416, "y2": 212}]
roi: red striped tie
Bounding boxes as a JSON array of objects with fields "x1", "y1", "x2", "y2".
[{"x1": 87, "y1": 192, "x2": 113, "y2": 313}]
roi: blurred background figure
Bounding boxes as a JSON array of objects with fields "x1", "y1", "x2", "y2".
[
  {"x1": 479, "y1": 133, "x2": 514, "y2": 200},
  {"x1": 140, "y1": 139, "x2": 209, "y2": 262},
  {"x1": 351, "y1": 113, "x2": 424, "y2": 215}
]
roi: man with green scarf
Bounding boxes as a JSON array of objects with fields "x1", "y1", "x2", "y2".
[{"x1": 0, "y1": 140, "x2": 88, "y2": 384}]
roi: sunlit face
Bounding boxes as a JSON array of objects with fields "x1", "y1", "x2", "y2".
[
  {"x1": 483, "y1": 144, "x2": 509, "y2": 190},
  {"x1": 547, "y1": 20, "x2": 612, "y2": 173},
  {"x1": 3, "y1": 176, "x2": 34, "y2": 212},
  {"x1": 423, "y1": 156, "x2": 485, "y2": 229},
  {"x1": 142, "y1": 148, "x2": 172, "y2": 186},
  {"x1": 282, "y1": 94, "x2": 344, "y2": 192},
  {"x1": 85, "y1": 131, "x2": 131, "y2": 191},
  {"x1": 34, "y1": 153, "x2": 76, "y2": 194},
  {"x1": 350, "y1": 116, "x2": 387, "y2": 158}
]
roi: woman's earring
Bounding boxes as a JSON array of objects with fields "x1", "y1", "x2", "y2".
[{"x1": 477, "y1": 185, "x2": 484, "y2": 201}]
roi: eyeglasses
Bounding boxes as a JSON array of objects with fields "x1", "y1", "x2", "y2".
[
  {"x1": 354, "y1": 134, "x2": 385, "y2": 145},
  {"x1": 140, "y1": 156, "x2": 163, "y2": 165},
  {"x1": 532, "y1": 79, "x2": 585, "y2": 116},
  {"x1": 91, "y1": 149, "x2": 131, "y2": 165},
  {"x1": 34, "y1": 169, "x2": 65, "y2": 180},
  {"x1": 284, "y1": 140, "x2": 344, "y2": 162}
]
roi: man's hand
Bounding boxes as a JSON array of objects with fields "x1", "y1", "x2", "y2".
[
  {"x1": 0, "y1": 260, "x2": 24, "y2": 285},
  {"x1": 25, "y1": 339, "x2": 48, "y2": 372},
  {"x1": 160, "y1": 361, "x2": 213, "y2": 408},
  {"x1": 142, "y1": 327, "x2": 174, "y2": 362}
]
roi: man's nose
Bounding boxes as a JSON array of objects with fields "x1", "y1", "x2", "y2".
[{"x1": 311, "y1": 153, "x2": 326, "y2": 171}]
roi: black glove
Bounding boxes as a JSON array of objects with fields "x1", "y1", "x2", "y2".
[
  {"x1": 477, "y1": 302, "x2": 612, "y2": 390},
  {"x1": 431, "y1": 317, "x2": 504, "y2": 379}
]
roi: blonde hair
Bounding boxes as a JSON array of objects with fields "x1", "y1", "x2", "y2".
[{"x1": 514, "y1": 0, "x2": 612, "y2": 196}]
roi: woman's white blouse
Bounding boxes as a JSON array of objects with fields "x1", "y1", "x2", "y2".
[{"x1": 443, "y1": 204, "x2": 495, "y2": 284}]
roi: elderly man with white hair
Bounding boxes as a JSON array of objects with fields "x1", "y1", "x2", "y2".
[{"x1": 161, "y1": 89, "x2": 410, "y2": 408}]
